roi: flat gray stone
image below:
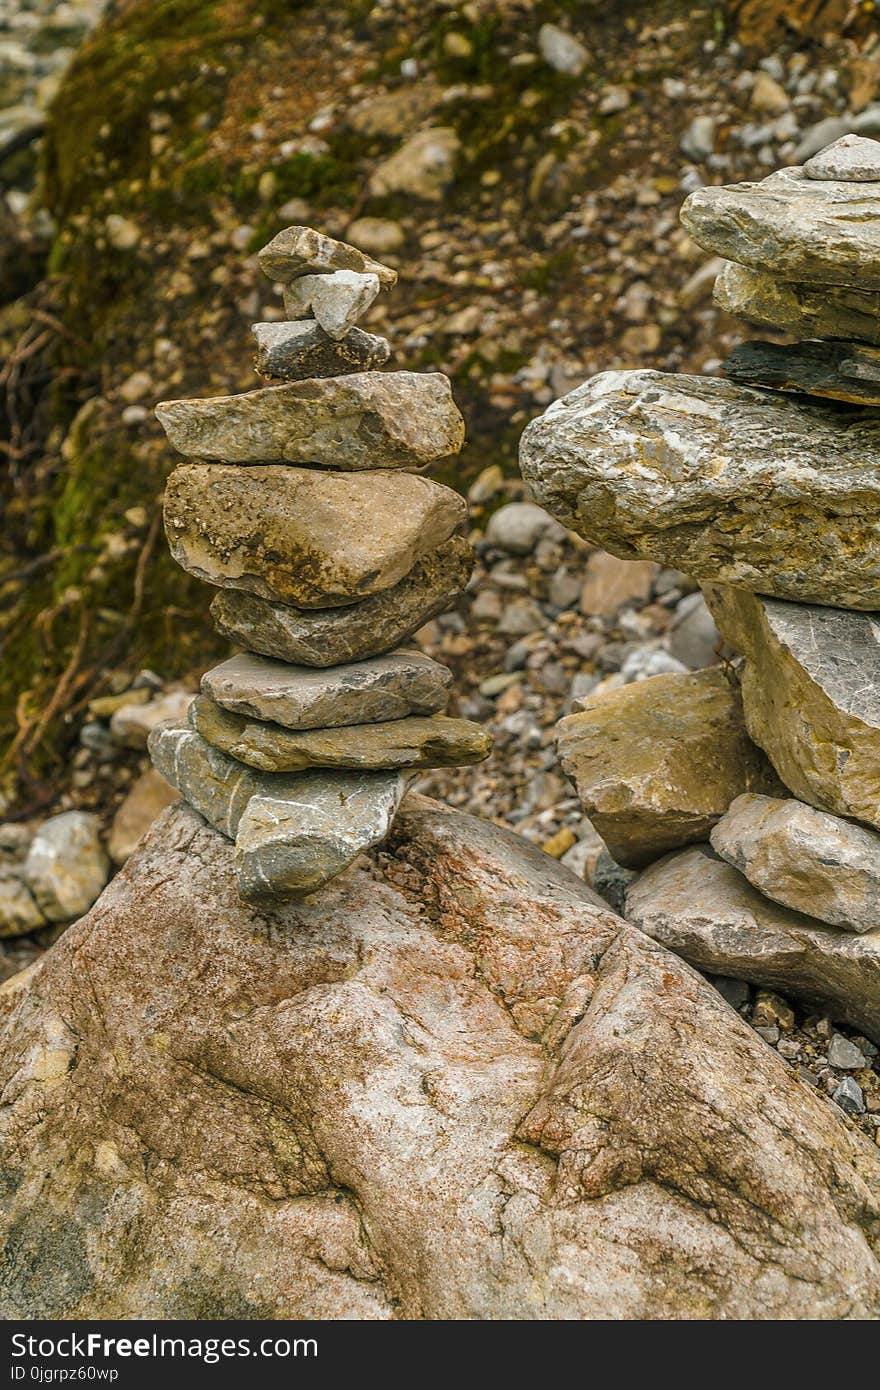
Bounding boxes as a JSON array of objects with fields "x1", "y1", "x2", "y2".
[
  {"x1": 235, "y1": 775, "x2": 405, "y2": 901},
  {"x1": 711, "y1": 793, "x2": 880, "y2": 934},
  {"x1": 258, "y1": 224, "x2": 397, "y2": 286},
  {"x1": 682, "y1": 166, "x2": 880, "y2": 288},
  {"x1": 626, "y1": 845, "x2": 880, "y2": 1043},
  {"x1": 201, "y1": 649, "x2": 452, "y2": 730},
  {"x1": 22, "y1": 811, "x2": 109, "y2": 924},
  {"x1": 189, "y1": 695, "x2": 493, "y2": 773},
  {"x1": 210, "y1": 535, "x2": 474, "y2": 667},
  {"x1": 164, "y1": 464, "x2": 466, "y2": 609},
  {"x1": 703, "y1": 585, "x2": 880, "y2": 832},
  {"x1": 252, "y1": 320, "x2": 390, "y2": 380},
  {"x1": 714, "y1": 261, "x2": 880, "y2": 344},
  {"x1": 723, "y1": 338, "x2": 880, "y2": 405},
  {"x1": 803, "y1": 135, "x2": 880, "y2": 182},
  {"x1": 283, "y1": 269, "x2": 379, "y2": 338},
  {"x1": 156, "y1": 371, "x2": 464, "y2": 469},
  {"x1": 520, "y1": 369, "x2": 880, "y2": 609}
]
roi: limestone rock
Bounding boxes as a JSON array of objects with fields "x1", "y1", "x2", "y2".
[
  {"x1": 209, "y1": 536, "x2": 474, "y2": 667},
  {"x1": 538, "y1": 23, "x2": 588, "y2": 76},
  {"x1": 681, "y1": 166, "x2": 880, "y2": 288},
  {"x1": 190, "y1": 696, "x2": 492, "y2": 773},
  {"x1": 201, "y1": 649, "x2": 452, "y2": 730},
  {"x1": 108, "y1": 767, "x2": 181, "y2": 865},
  {"x1": 282, "y1": 269, "x2": 380, "y2": 338},
  {"x1": 704, "y1": 585, "x2": 880, "y2": 831},
  {"x1": 109, "y1": 689, "x2": 193, "y2": 749},
  {"x1": 164, "y1": 465, "x2": 466, "y2": 609},
  {"x1": 1, "y1": 798, "x2": 878, "y2": 1318},
  {"x1": 258, "y1": 225, "x2": 396, "y2": 286},
  {"x1": 711, "y1": 793, "x2": 880, "y2": 935},
  {"x1": 22, "y1": 811, "x2": 109, "y2": 924},
  {"x1": 556, "y1": 668, "x2": 781, "y2": 868},
  {"x1": 519, "y1": 369, "x2": 880, "y2": 609},
  {"x1": 714, "y1": 261, "x2": 880, "y2": 345},
  {"x1": 626, "y1": 845, "x2": 880, "y2": 1042},
  {"x1": 156, "y1": 372, "x2": 464, "y2": 469},
  {"x1": 369, "y1": 128, "x2": 460, "y2": 201},
  {"x1": 803, "y1": 135, "x2": 880, "y2": 182},
  {"x1": 485, "y1": 502, "x2": 566, "y2": 555},
  {"x1": 235, "y1": 774, "x2": 405, "y2": 901},
  {"x1": 724, "y1": 338, "x2": 880, "y2": 405},
  {"x1": 251, "y1": 321, "x2": 390, "y2": 380},
  {"x1": 0, "y1": 870, "x2": 45, "y2": 939}
]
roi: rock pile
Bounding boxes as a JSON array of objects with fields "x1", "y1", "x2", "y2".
[
  {"x1": 521, "y1": 137, "x2": 880, "y2": 1102},
  {"x1": 151, "y1": 226, "x2": 490, "y2": 902}
]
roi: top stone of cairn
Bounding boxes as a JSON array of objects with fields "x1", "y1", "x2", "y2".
[
  {"x1": 803, "y1": 134, "x2": 880, "y2": 183},
  {"x1": 259, "y1": 225, "x2": 397, "y2": 287}
]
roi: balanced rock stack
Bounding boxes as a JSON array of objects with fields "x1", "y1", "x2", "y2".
[
  {"x1": 521, "y1": 136, "x2": 880, "y2": 1050},
  {"x1": 149, "y1": 225, "x2": 491, "y2": 902}
]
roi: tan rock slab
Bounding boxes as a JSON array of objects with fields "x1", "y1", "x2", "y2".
[
  {"x1": 714, "y1": 261, "x2": 880, "y2": 345},
  {"x1": 164, "y1": 464, "x2": 466, "y2": 609},
  {"x1": 556, "y1": 668, "x2": 783, "y2": 867},
  {"x1": 258, "y1": 224, "x2": 396, "y2": 286},
  {"x1": 108, "y1": 766, "x2": 180, "y2": 865},
  {"x1": 578, "y1": 551, "x2": 658, "y2": 616},
  {"x1": 155, "y1": 372, "x2": 465, "y2": 469}
]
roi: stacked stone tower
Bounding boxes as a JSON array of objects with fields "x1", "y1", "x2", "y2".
[
  {"x1": 149, "y1": 226, "x2": 491, "y2": 902},
  {"x1": 521, "y1": 136, "x2": 880, "y2": 1052}
]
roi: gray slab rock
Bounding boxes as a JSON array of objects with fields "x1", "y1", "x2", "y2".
[
  {"x1": 682, "y1": 166, "x2": 880, "y2": 288},
  {"x1": 164, "y1": 464, "x2": 466, "y2": 609},
  {"x1": 155, "y1": 371, "x2": 464, "y2": 469},
  {"x1": 201, "y1": 649, "x2": 452, "y2": 730},
  {"x1": 235, "y1": 774, "x2": 405, "y2": 901},
  {"x1": 704, "y1": 584, "x2": 880, "y2": 832},
  {"x1": 283, "y1": 269, "x2": 380, "y2": 338},
  {"x1": 190, "y1": 696, "x2": 493, "y2": 773},
  {"x1": 714, "y1": 261, "x2": 880, "y2": 344},
  {"x1": 520, "y1": 369, "x2": 880, "y2": 609},
  {"x1": 258, "y1": 224, "x2": 397, "y2": 286},
  {"x1": 803, "y1": 135, "x2": 880, "y2": 182},
  {"x1": 626, "y1": 845, "x2": 880, "y2": 1042},
  {"x1": 252, "y1": 320, "x2": 390, "y2": 380},
  {"x1": 711, "y1": 793, "x2": 880, "y2": 934},
  {"x1": 210, "y1": 535, "x2": 475, "y2": 667},
  {"x1": 723, "y1": 338, "x2": 880, "y2": 405},
  {"x1": 22, "y1": 811, "x2": 109, "y2": 924},
  {"x1": 2, "y1": 797, "x2": 879, "y2": 1318}
]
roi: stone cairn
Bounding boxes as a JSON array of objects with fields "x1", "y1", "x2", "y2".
[
  {"x1": 148, "y1": 226, "x2": 491, "y2": 902},
  {"x1": 521, "y1": 135, "x2": 880, "y2": 1060}
]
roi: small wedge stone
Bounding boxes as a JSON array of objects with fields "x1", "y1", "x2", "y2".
[
  {"x1": 201, "y1": 649, "x2": 452, "y2": 730},
  {"x1": 283, "y1": 269, "x2": 380, "y2": 338},
  {"x1": 189, "y1": 696, "x2": 493, "y2": 773},
  {"x1": 164, "y1": 464, "x2": 466, "y2": 609},
  {"x1": 156, "y1": 371, "x2": 464, "y2": 468},
  {"x1": 258, "y1": 224, "x2": 397, "y2": 286},
  {"x1": 252, "y1": 320, "x2": 390, "y2": 380},
  {"x1": 210, "y1": 535, "x2": 474, "y2": 667},
  {"x1": 714, "y1": 261, "x2": 880, "y2": 344},
  {"x1": 803, "y1": 134, "x2": 880, "y2": 182},
  {"x1": 723, "y1": 338, "x2": 880, "y2": 404},
  {"x1": 711, "y1": 793, "x2": 880, "y2": 934}
]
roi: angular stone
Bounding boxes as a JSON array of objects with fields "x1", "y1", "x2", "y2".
[
  {"x1": 156, "y1": 371, "x2": 464, "y2": 468},
  {"x1": 282, "y1": 269, "x2": 380, "y2": 338},
  {"x1": 579, "y1": 551, "x2": 657, "y2": 616},
  {"x1": 714, "y1": 261, "x2": 880, "y2": 345},
  {"x1": 202, "y1": 649, "x2": 452, "y2": 730},
  {"x1": 149, "y1": 723, "x2": 300, "y2": 839},
  {"x1": 724, "y1": 338, "x2": 880, "y2": 405},
  {"x1": 252, "y1": 320, "x2": 390, "y2": 381},
  {"x1": 189, "y1": 696, "x2": 492, "y2": 773},
  {"x1": 209, "y1": 535, "x2": 474, "y2": 667},
  {"x1": 626, "y1": 845, "x2": 880, "y2": 1043},
  {"x1": 368, "y1": 128, "x2": 460, "y2": 201},
  {"x1": 235, "y1": 774, "x2": 405, "y2": 902},
  {"x1": 704, "y1": 585, "x2": 880, "y2": 832},
  {"x1": 0, "y1": 870, "x2": 45, "y2": 939},
  {"x1": 22, "y1": 811, "x2": 109, "y2": 924},
  {"x1": 556, "y1": 668, "x2": 781, "y2": 868},
  {"x1": 108, "y1": 767, "x2": 181, "y2": 865},
  {"x1": 711, "y1": 793, "x2": 880, "y2": 935},
  {"x1": 520, "y1": 370, "x2": 880, "y2": 609},
  {"x1": 5, "y1": 797, "x2": 879, "y2": 1318},
  {"x1": 803, "y1": 135, "x2": 880, "y2": 182},
  {"x1": 682, "y1": 166, "x2": 880, "y2": 288},
  {"x1": 258, "y1": 224, "x2": 396, "y2": 286},
  {"x1": 164, "y1": 465, "x2": 466, "y2": 609}
]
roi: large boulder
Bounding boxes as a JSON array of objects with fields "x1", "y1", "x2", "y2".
[{"x1": 1, "y1": 799, "x2": 878, "y2": 1319}]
